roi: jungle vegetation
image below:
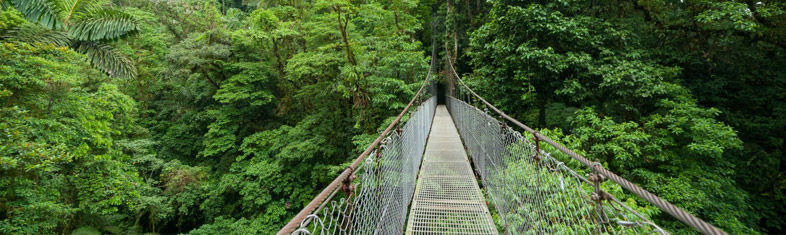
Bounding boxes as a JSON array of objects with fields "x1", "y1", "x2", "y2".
[{"x1": 0, "y1": 0, "x2": 783, "y2": 234}]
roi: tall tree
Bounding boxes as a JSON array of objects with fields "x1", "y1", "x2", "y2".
[{"x1": 0, "y1": 41, "x2": 143, "y2": 234}]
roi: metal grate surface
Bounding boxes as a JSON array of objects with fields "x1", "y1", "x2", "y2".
[{"x1": 406, "y1": 105, "x2": 498, "y2": 235}]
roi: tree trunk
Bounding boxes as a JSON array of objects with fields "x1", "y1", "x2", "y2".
[
  {"x1": 334, "y1": 6, "x2": 356, "y2": 65},
  {"x1": 272, "y1": 39, "x2": 286, "y2": 78},
  {"x1": 538, "y1": 95, "x2": 547, "y2": 127}
]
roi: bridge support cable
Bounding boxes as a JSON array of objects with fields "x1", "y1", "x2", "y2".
[
  {"x1": 446, "y1": 51, "x2": 723, "y2": 234},
  {"x1": 278, "y1": 55, "x2": 439, "y2": 235}
]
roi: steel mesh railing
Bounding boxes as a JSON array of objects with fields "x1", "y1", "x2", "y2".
[
  {"x1": 444, "y1": 37, "x2": 729, "y2": 233},
  {"x1": 277, "y1": 42, "x2": 440, "y2": 234},
  {"x1": 290, "y1": 91, "x2": 438, "y2": 235},
  {"x1": 447, "y1": 94, "x2": 666, "y2": 234}
]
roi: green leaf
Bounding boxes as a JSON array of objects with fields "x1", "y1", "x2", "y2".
[
  {"x1": 74, "y1": 40, "x2": 137, "y2": 78},
  {"x1": 1, "y1": 24, "x2": 71, "y2": 47},
  {"x1": 9, "y1": 0, "x2": 63, "y2": 29},
  {"x1": 68, "y1": 9, "x2": 139, "y2": 41}
]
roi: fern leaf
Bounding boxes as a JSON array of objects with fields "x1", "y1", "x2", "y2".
[{"x1": 69, "y1": 9, "x2": 139, "y2": 41}]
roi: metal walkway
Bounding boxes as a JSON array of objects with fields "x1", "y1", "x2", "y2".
[
  {"x1": 406, "y1": 105, "x2": 498, "y2": 234},
  {"x1": 280, "y1": 54, "x2": 721, "y2": 234}
]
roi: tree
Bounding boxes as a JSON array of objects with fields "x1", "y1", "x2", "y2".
[
  {"x1": 0, "y1": 42, "x2": 143, "y2": 234},
  {"x1": 627, "y1": 1, "x2": 786, "y2": 231}
]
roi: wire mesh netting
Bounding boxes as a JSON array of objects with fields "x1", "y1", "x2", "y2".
[
  {"x1": 292, "y1": 89, "x2": 438, "y2": 235},
  {"x1": 446, "y1": 92, "x2": 668, "y2": 234}
]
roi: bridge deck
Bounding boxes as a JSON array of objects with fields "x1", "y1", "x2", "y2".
[{"x1": 406, "y1": 105, "x2": 498, "y2": 234}]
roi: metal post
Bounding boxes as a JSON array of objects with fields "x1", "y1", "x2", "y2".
[
  {"x1": 533, "y1": 133, "x2": 541, "y2": 162},
  {"x1": 340, "y1": 166, "x2": 356, "y2": 232},
  {"x1": 589, "y1": 162, "x2": 609, "y2": 234}
]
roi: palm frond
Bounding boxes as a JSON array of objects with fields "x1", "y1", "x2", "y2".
[
  {"x1": 61, "y1": 0, "x2": 97, "y2": 25},
  {"x1": 69, "y1": 9, "x2": 139, "y2": 41},
  {"x1": 74, "y1": 40, "x2": 137, "y2": 79},
  {"x1": 1, "y1": 24, "x2": 71, "y2": 47},
  {"x1": 10, "y1": 0, "x2": 63, "y2": 29}
]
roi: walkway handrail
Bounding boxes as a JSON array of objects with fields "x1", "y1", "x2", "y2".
[
  {"x1": 277, "y1": 53, "x2": 436, "y2": 235},
  {"x1": 445, "y1": 56, "x2": 726, "y2": 235}
]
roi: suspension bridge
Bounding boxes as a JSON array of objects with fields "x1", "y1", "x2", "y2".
[{"x1": 276, "y1": 50, "x2": 726, "y2": 234}]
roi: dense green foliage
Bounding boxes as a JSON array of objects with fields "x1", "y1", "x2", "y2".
[
  {"x1": 0, "y1": 42, "x2": 141, "y2": 233},
  {"x1": 0, "y1": 0, "x2": 783, "y2": 234}
]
